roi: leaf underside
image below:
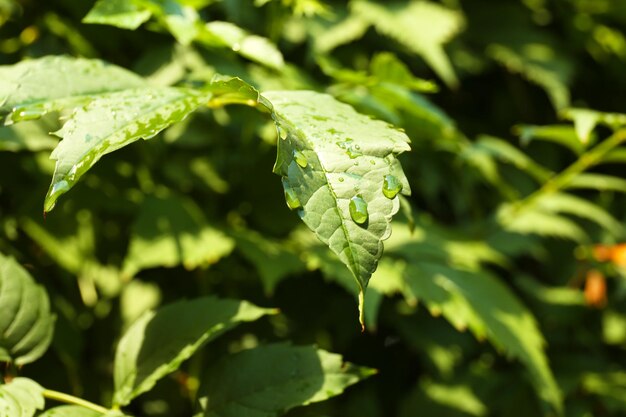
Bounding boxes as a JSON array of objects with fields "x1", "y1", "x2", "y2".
[
  {"x1": 44, "y1": 87, "x2": 210, "y2": 212},
  {"x1": 264, "y1": 90, "x2": 411, "y2": 296}
]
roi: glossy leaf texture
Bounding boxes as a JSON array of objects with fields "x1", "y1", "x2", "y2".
[
  {"x1": 0, "y1": 56, "x2": 146, "y2": 124},
  {"x1": 0, "y1": 377, "x2": 44, "y2": 417},
  {"x1": 44, "y1": 87, "x2": 210, "y2": 213},
  {"x1": 195, "y1": 343, "x2": 376, "y2": 417},
  {"x1": 351, "y1": 0, "x2": 464, "y2": 88},
  {"x1": 264, "y1": 90, "x2": 411, "y2": 300},
  {"x1": 0, "y1": 254, "x2": 55, "y2": 366},
  {"x1": 122, "y1": 195, "x2": 235, "y2": 277},
  {"x1": 113, "y1": 296, "x2": 275, "y2": 407}
]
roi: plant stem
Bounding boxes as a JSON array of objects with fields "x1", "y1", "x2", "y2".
[
  {"x1": 511, "y1": 128, "x2": 626, "y2": 214},
  {"x1": 43, "y1": 389, "x2": 110, "y2": 414}
]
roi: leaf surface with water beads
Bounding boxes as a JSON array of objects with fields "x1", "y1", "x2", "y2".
[
  {"x1": 0, "y1": 56, "x2": 146, "y2": 125},
  {"x1": 44, "y1": 87, "x2": 210, "y2": 212},
  {"x1": 264, "y1": 91, "x2": 411, "y2": 319}
]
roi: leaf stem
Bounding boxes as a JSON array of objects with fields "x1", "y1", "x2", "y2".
[{"x1": 43, "y1": 389, "x2": 110, "y2": 414}]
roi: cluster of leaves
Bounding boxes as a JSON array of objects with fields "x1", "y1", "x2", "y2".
[{"x1": 1, "y1": 0, "x2": 626, "y2": 417}]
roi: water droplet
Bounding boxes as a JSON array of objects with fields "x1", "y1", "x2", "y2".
[
  {"x1": 232, "y1": 42, "x2": 241, "y2": 52},
  {"x1": 336, "y1": 138, "x2": 363, "y2": 158},
  {"x1": 8, "y1": 104, "x2": 46, "y2": 123},
  {"x1": 285, "y1": 189, "x2": 301, "y2": 210},
  {"x1": 338, "y1": 177, "x2": 345, "y2": 182},
  {"x1": 293, "y1": 150, "x2": 308, "y2": 168},
  {"x1": 382, "y1": 175, "x2": 403, "y2": 199},
  {"x1": 277, "y1": 125, "x2": 288, "y2": 140},
  {"x1": 349, "y1": 195, "x2": 368, "y2": 225},
  {"x1": 369, "y1": 160, "x2": 376, "y2": 165}
]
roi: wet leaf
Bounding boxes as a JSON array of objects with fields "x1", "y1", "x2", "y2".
[
  {"x1": 0, "y1": 56, "x2": 146, "y2": 124},
  {"x1": 264, "y1": 90, "x2": 411, "y2": 303},
  {"x1": 44, "y1": 87, "x2": 209, "y2": 212}
]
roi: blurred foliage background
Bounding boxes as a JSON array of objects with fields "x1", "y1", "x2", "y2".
[{"x1": 1, "y1": 0, "x2": 626, "y2": 416}]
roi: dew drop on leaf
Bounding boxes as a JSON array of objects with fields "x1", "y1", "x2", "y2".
[
  {"x1": 7, "y1": 104, "x2": 46, "y2": 123},
  {"x1": 382, "y1": 175, "x2": 403, "y2": 199},
  {"x1": 293, "y1": 150, "x2": 308, "y2": 168},
  {"x1": 283, "y1": 178, "x2": 302, "y2": 210},
  {"x1": 349, "y1": 195, "x2": 368, "y2": 225},
  {"x1": 278, "y1": 126, "x2": 288, "y2": 140}
]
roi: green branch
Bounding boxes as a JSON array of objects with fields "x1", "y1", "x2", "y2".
[
  {"x1": 508, "y1": 128, "x2": 626, "y2": 216},
  {"x1": 43, "y1": 389, "x2": 110, "y2": 414}
]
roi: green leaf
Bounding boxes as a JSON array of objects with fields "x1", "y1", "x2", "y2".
[
  {"x1": 534, "y1": 192, "x2": 624, "y2": 236},
  {"x1": 404, "y1": 263, "x2": 562, "y2": 415},
  {"x1": 0, "y1": 56, "x2": 146, "y2": 124},
  {"x1": 369, "y1": 52, "x2": 438, "y2": 93},
  {"x1": 515, "y1": 124, "x2": 584, "y2": 155},
  {"x1": 487, "y1": 42, "x2": 572, "y2": 110},
  {"x1": 113, "y1": 296, "x2": 275, "y2": 406},
  {"x1": 122, "y1": 195, "x2": 235, "y2": 277},
  {"x1": 264, "y1": 90, "x2": 411, "y2": 299},
  {"x1": 38, "y1": 406, "x2": 105, "y2": 417},
  {"x1": 497, "y1": 204, "x2": 587, "y2": 242},
  {"x1": 569, "y1": 173, "x2": 626, "y2": 193},
  {"x1": 44, "y1": 87, "x2": 209, "y2": 213},
  {"x1": 232, "y1": 229, "x2": 305, "y2": 295},
  {"x1": 152, "y1": 0, "x2": 201, "y2": 45},
  {"x1": 561, "y1": 108, "x2": 626, "y2": 144},
  {"x1": 199, "y1": 21, "x2": 284, "y2": 70},
  {"x1": 311, "y1": 13, "x2": 370, "y2": 54},
  {"x1": 0, "y1": 121, "x2": 58, "y2": 152},
  {"x1": 0, "y1": 377, "x2": 44, "y2": 417},
  {"x1": 352, "y1": 0, "x2": 464, "y2": 88},
  {"x1": 196, "y1": 343, "x2": 376, "y2": 417},
  {"x1": 472, "y1": 135, "x2": 553, "y2": 182},
  {"x1": 0, "y1": 254, "x2": 55, "y2": 366},
  {"x1": 83, "y1": 0, "x2": 152, "y2": 29}
]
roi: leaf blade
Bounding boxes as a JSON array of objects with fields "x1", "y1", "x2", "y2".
[
  {"x1": 264, "y1": 90, "x2": 411, "y2": 296},
  {"x1": 0, "y1": 254, "x2": 55, "y2": 366},
  {"x1": 113, "y1": 296, "x2": 275, "y2": 406},
  {"x1": 196, "y1": 344, "x2": 375, "y2": 417},
  {"x1": 44, "y1": 87, "x2": 209, "y2": 212}
]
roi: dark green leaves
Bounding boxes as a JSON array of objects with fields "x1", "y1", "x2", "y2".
[
  {"x1": 351, "y1": 0, "x2": 464, "y2": 88},
  {"x1": 122, "y1": 195, "x2": 235, "y2": 277},
  {"x1": 0, "y1": 254, "x2": 55, "y2": 366},
  {"x1": 113, "y1": 296, "x2": 275, "y2": 406},
  {"x1": 196, "y1": 344, "x2": 375, "y2": 417},
  {"x1": 265, "y1": 90, "x2": 411, "y2": 301}
]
